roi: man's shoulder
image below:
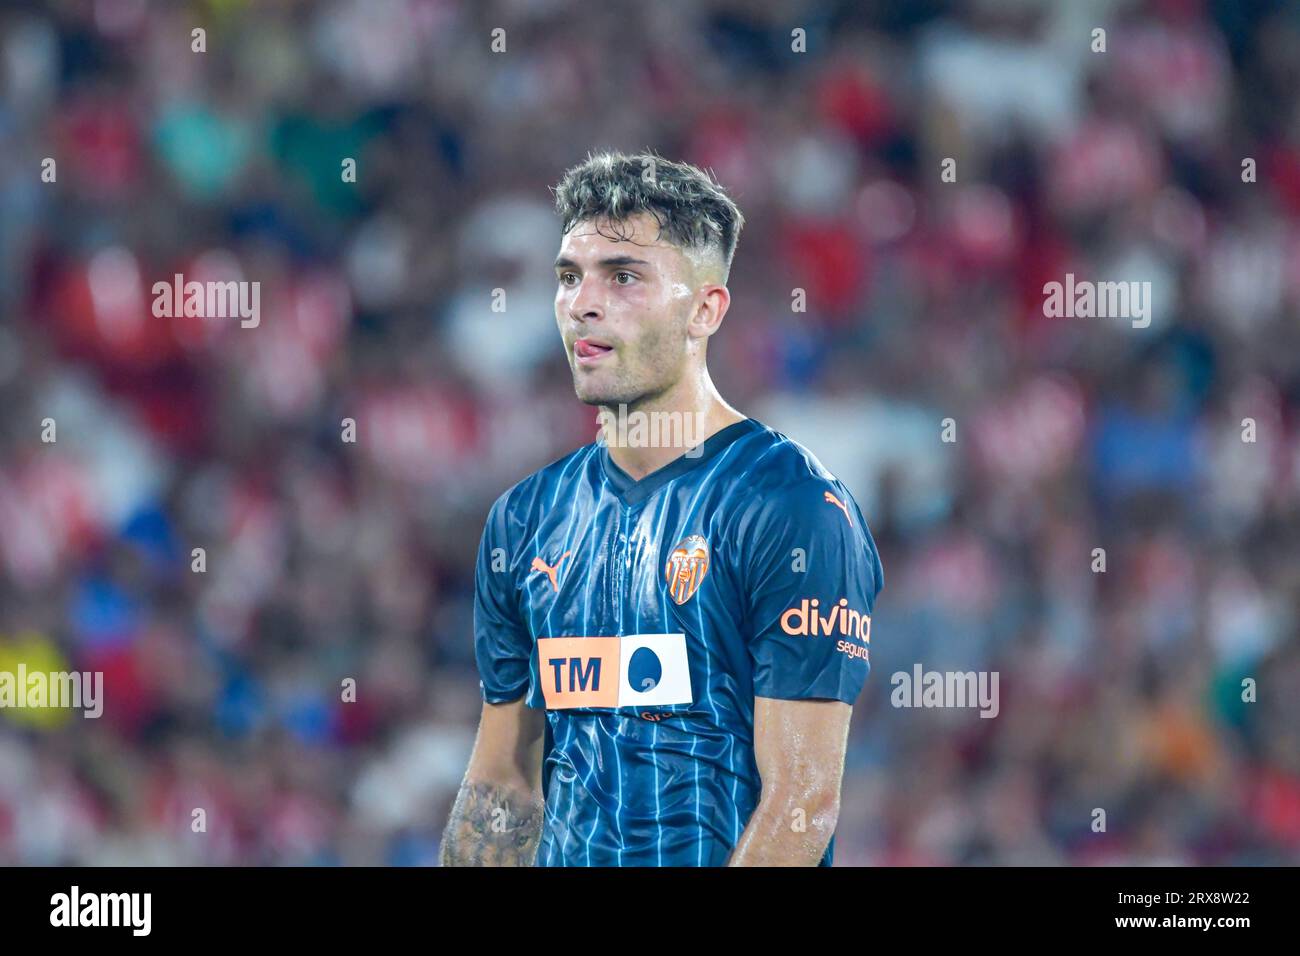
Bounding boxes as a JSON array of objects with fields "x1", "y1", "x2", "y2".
[
  {"x1": 726, "y1": 420, "x2": 884, "y2": 596},
  {"x1": 484, "y1": 442, "x2": 600, "y2": 525},
  {"x1": 718, "y1": 419, "x2": 877, "y2": 552},
  {"x1": 726, "y1": 419, "x2": 850, "y2": 501}
]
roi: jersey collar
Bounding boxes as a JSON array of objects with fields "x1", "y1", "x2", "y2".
[{"x1": 599, "y1": 417, "x2": 761, "y2": 506}]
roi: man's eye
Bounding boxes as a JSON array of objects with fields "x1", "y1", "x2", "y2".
[
  {"x1": 559, "y1": 272, "x2": 578, "y2": 286},
  {"x1": 614, "y1": 272, "x2": 635, "y2": 285}
]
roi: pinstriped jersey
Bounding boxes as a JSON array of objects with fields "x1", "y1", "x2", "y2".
[{"x1": 473, "y1": 417, "x2": 884, "y2": 866}]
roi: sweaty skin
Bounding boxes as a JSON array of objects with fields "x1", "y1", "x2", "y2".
[
  {"x1": 726, "y1": 696, "x2": 852, "y2": 866},
  {"x1": 553, "y1": 212, "x2": 745, "y2": 479}
]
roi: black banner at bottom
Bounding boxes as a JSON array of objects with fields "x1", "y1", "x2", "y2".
[{"x1": 0, "y1": 865, "x2": 1285, "y2": 942}]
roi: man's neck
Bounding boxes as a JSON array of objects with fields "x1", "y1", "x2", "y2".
[{"x1": 599, "y1": 376, "x2": 745, "y2": 481}]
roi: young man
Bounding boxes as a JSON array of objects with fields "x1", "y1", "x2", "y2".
[{"x1": 440, "y1": 151, "x2": 883, "y2": 866}]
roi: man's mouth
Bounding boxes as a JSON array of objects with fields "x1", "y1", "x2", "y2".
[{"x1": 574, "y1": 338, "x2": 614, "y2": 365}]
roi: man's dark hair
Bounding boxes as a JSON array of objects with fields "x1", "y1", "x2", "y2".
[{"x1": 552, "y1": 150, "x2": 745, "y2": 280}]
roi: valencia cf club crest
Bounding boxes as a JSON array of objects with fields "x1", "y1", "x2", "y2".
[{"x1": 665, "y1": 534, "x2": 710, "y2": 605}]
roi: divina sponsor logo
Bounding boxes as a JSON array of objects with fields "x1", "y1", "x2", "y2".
[{"x1": 780, "y1": 598, "x2": 871, "y2": 642}]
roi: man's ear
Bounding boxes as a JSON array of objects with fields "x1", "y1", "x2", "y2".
[{"x1": 688, "y1": 284, "x2": 731, "y2": 340}]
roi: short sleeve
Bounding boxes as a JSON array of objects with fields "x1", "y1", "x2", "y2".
[
  {"x1": 473, "y1": 494, "x2": 533, "y2": 703},
  {"x1": 743, "y1": 481, "x2": 883, "y2": 704}
]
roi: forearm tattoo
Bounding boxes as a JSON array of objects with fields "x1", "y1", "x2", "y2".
[{"x1": 440, "y1": 781, "x2": 544, "y2": 866}]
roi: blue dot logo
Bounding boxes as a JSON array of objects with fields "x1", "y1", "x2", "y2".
[{"x1": 628, "y1": 647, "x2": 662, "y2": 692}]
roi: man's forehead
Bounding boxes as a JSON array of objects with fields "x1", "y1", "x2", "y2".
[{"x1": 559, "y1": 213, "x2": 676, "y2": 255}]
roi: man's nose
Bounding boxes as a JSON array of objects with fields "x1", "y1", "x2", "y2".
[{"x1": 568, "y1": 277, "x2": 603, "y2": 322}]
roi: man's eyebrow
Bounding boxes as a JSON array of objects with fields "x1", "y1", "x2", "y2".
[{"x1": 554, "y1": 255, "x2": 652, "y2": 270}]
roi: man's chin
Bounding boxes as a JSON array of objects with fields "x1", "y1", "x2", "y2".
[
  {"x1": 575, "y1": 389, "x2": 621, "y2": 407},
  {"x1": 572, "y1": 374, "x2": 624, "y2": 407}
]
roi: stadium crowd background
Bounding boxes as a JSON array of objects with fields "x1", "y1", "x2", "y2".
[{"x1": 1, "y1": 0, "x2": 1299, "y2": 865}]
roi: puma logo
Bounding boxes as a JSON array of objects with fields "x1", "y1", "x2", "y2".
[
  {"x1": 530, "y1": 551, "x2": 571, "y2": 592},
  {"x1": 823, "y1": 491, "x2": 853, "y2": 527}
]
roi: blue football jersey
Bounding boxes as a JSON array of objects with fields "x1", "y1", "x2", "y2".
[{"x1": 472, "y1": 417, "x2": 883, "y2": 866}]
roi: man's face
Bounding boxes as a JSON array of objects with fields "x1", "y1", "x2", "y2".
[{"x1": 554, "y1": 212, "x2": 700, "y2": 407}]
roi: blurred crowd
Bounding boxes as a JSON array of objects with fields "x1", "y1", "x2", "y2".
[{"x1": 1, "y1": 0, "x2": 1299, "y2": 865}]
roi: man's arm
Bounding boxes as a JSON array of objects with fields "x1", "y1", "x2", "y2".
[
  {"x1": 440, "y1": 697, "x2": 546, "y2": 866},
  {"x1": 727, "y1": 696, "x2": 852, "y2": 866}
]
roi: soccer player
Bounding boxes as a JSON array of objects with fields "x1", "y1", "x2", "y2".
[{"x1": 440, "y1": 152, "x2": 883, "y2": 866}]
